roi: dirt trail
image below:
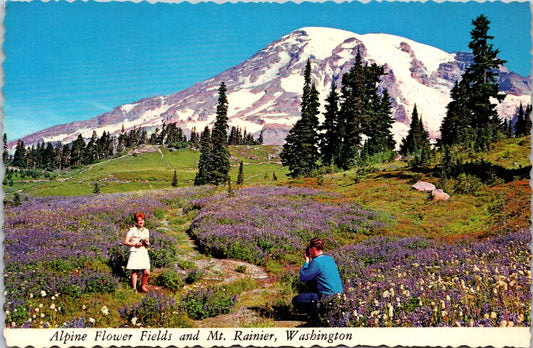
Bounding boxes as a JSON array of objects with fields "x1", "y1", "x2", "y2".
[{"x1": 158, "y1": 208, "x2": 306, "y2": 327}]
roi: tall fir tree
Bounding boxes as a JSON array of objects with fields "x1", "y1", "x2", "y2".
[
  {"x1": 237, "y1": 161, "x2": 244, "y2": 185},
  {"x1": 171, "y1": 169, "x2": 178, "y2": 187},
  {"x1": 12, "y1": 140, "x2": 26, "y2": 168},
  {"x1": 280, "y1": 59, "x2": 320, "y2": 177},
  {"x1": 400, "y1": 105, "x2": 430, "y2": 155},
  {"x1": 194, "y1": 126, "x2": 213, "y2": 186},
  {"x1": 439, "y1": 80, "x2": 471, "y2": 147},
  {"x1": 319, "y1": 83, "x2": 340, "y2": 167},
  {"x1": 514, "y1": 102, "x2": 532, "y2": 137},
  {"x1": 440, "y1": 14, "x2": 506, "y2": 150},
  {"x1": 466, "y1": 14, "x2": 506, "y2": 150},
  {"x1": 365, "y1": 88, "x2": 395, "y2": 156},
  {"x1": 336, "y1": 52, "x2": 366, "y2": 170},
  {"x1": 209, "y1": 82, "x2": 231, "y2": 185},
  {"x1": 3, "y1": 133, "x2": 8, "y2": 165}
]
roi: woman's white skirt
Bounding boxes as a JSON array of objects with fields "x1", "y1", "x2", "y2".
[{"x1": 126, "y1": 249, "x2": 150, "y2": 270}]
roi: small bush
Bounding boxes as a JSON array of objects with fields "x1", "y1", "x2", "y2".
[
  {"x1": 118, "y1": 292, "x2": 188, "y2": 327},
  {"x1": 108, "y1": 244, "x2": 129, "y2": 279},
  {"x1": 182, "y1": 287, "x2": 237, "y2": 320},
  {"x1": 177, "y1": 259, "x2": 196, "y2": 270},
  {"x1": 157, "y1": 269, "x2": 184, "y2": 291},
  {"x1": 236, "y1": 265, "x2": 247, "y2": 274},
  {"x1": 453, "y1": 173, "x2": 483, "y2": 194},
  {"x1": 185, "y1": 269, "x2": 204, "y2": 285}
]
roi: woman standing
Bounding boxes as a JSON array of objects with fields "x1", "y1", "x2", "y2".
[{"x1": 124, "y1": 212, "x2": 151, "y2": 292}]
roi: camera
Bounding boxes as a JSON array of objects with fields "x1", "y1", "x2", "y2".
[
  {"x1": 140, "y1": 239, "x2": 149, "y2": 248},
  {"x1": 305, "y1": 246, "x2": 311, "y2": 257}
]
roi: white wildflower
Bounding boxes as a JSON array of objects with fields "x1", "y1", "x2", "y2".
[
  {"x1": 40, "y1": 290, "x2": 47, "y2": 297},
  {"x1": 101, "y1": 306, "x2": 109, "y2": 316},
  {"x1": 50, "y1": 304, "x2": 56, "y2": 310},
  {"x1": 89, "y1": 318, "x2": 95, "y2": 324},
  {"x1": 131, "y1": 317, "x2": 138, "y2": 325}
]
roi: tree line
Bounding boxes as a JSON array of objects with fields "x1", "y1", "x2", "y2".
[
  {"x1": 6, "y1": 119, "x2": 262, "y2": 172},
  {"x1": 280, "y1": 14, "x2": 531, "y2": 178}
]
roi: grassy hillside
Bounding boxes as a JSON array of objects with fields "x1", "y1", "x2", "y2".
[
  {"x1": 4, "y1": 145, "x2": 289, "y2": 197},
  {"x1": 5, "y1": 137, "x2": 530, "y2": 240}
]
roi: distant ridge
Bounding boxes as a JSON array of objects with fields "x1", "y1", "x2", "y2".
[{"x1": 11, "y1": 27, "x2": 530, "y2": 150}]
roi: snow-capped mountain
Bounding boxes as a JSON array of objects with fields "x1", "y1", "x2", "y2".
[{"x1": 12, "y1": 27, "x2": 531, "y2": 150}]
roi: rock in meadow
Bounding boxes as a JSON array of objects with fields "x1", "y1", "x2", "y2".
[
  {"x1": 431, "y1": 189, "x2": 450, "y2": 201},
  {"x1": 412, "y1": 181, "x2": 436, "y2": 192}
]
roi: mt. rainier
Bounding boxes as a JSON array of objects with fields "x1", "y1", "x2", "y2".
[{"x1": 15, "y1": 27, "x2": 531, "y2": 149}]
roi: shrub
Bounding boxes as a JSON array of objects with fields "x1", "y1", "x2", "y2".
[
  {"x1": 453, "y1": 173, "x2": 483, "y2": 194},
  {"x1": 157, "y1": 269, "x2": 184, "y2": 291},
  {"x1": 108, "y1": 244, "x2": 129, "y2": 279},
  {"x1": 177, "y1": 259, "x2": 196, "y2": 270},
  {"x1": 118, "y1": 292, "x2": 187, "y2": 327},
  {"x1": 182, "y1": 287, "x2": 237, "y2": 320},
  {"x1": 148, "y1": 232, "x2": 179, "y2": 268},
  {"x1": 185, "y1": 269, "x2": 204, "y2": 285}
]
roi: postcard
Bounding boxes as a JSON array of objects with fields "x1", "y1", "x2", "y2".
[{"x1": 2, "y1": 0, "x2": 531, "y2": 347}]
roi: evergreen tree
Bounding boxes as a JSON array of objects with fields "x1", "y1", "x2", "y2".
[
  {"x1": 440, "y1": 14, "x2": 506, "y2": 150},
  {"x1": 319, "y1": 83, "x2": 340, "y2": 167},
  {"x1": 70, "y1": 134, "x2": 85, "y2": 166},
  {"x1": 189, "y1": 127, "x2": 200, "y2": 148},
  {"x1": 84, "y1": 131, "x2": 99, "y2": 164},
  {"x1": 237, "y1": 161, "x2": 244, "y2": 185},
  {"x1": 526, "y1": 104, "x2": 532, "y2": 135},
  {"x1": 465, "y1": 15, "x2": 506, "y2": 150},
  {"x1": 336, "y1": 52, "x2": 366, "y2": 170},
  {"x1": 93, "y1": 182, "x2": 101, "y2": 194},
  {"x1": 171, "y1": 169, "x2": 178, "y2": 187},
  {"x1": 194, "y1": 126, "x2": 212, "y2": 186},
  {"x1": 12, "y1": 140, "x2": 26, "y2": 168},
  {"x1": 365, "y1": 88, "x2": 395, "y2": 155},
  {"x1": 439, "y1": 80, "x2": 471, "y2": 146},
  {"x1": 400, "y1": 105, "x2": 430, "y2": 155},
  {"x1": 209, "y1": 82, "x2": 231, "y2": 185},
  {"x1": 280, "y1": 59, "x2": 320, "y2": 177},
  {"x1": 43, "y1": 142, "x2": 55, "y2": 170},
  {"x1": 514, "y1": 102, "x2": 531, "y2": 137},
  {"x1": 3, "y1": 133, "x2": 8, "y2": 164}
]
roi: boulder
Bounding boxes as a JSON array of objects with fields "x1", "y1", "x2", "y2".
[
  {"x1": 412, "y1": 181, "x2": 436, "y2": 192},
  {"x1": 431, "y1": 189, "x2": 450, "y2": 201}
]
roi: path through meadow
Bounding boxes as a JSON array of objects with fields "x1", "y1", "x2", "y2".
[{"x1": 160, "y1": 207, "x2": 306, "y2": 328}]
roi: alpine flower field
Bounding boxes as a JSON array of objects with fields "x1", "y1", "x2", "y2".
[
  {"x1": 187, "y1": 186, "x2": 387, "y2": 265},
  {"x1": 3, "y1": 184, "x2": 531, "y2": 328},
  {"x1": 322, "y1": 230, "x2": 531, "y2": 327},
  {"x1": 187, "y1": 186, "x2": 531, "y2": 327},
  {"x1": 3, "y1": 187, "x2": 212, "y2": 328}
]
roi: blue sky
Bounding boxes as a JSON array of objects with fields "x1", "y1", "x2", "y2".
[{"x1": 3, "y1": 0, "x2": 531, "y2": 141}]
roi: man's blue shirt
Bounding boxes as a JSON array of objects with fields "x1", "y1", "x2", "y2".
[{"x1": 300, "y1": 254, "x2": 343, "y2": 295}]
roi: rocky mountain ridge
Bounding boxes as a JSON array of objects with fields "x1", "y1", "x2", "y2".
[{"x1": 11, "y1": 27, "x2": 531, "y2": 150}]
